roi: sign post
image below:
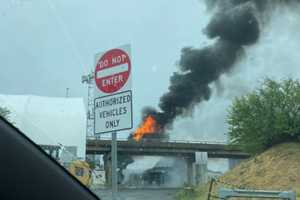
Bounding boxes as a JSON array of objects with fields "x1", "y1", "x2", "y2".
[
  {"x1": 111, "y1": 131, "x2": 117, "y2": 200},
  {"x1": 93, "y1": 45, "x2": 132, "y2": 200}
]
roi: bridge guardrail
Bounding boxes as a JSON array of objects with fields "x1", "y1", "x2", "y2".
[{"x1": 86, "y1": 136, "x2": 228, "y2": 145}]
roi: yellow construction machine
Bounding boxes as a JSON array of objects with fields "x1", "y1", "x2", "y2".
[{"x1": 68, "y1": 160, "x2": 92, "y2": 187}]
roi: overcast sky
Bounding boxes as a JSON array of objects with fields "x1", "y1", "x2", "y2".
[
  {"x1": 0, "y1": 0, "x2": 210, "y2": 133},
  {"x1": 0, "y1": 0, "x2": 207, "y2": 96},
  {"x1": 1, "y1": 1, "x2": 300, "y2": 141}
]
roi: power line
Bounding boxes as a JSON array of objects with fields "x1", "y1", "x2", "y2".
[{"x1": 46, "y1": 0, "x2": 86, "y2": 72}]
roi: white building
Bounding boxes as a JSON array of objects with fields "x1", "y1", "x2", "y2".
[{"x1": 0, "y1": 94, "x2": 86, "y2": 159}]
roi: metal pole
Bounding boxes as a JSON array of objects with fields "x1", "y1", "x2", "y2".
[
  {"x1": 207, "y1": 178, "x2": 215, "y2": 200},
  {"x1": 111, "y1": 131, "x2": 118, "y2": 200}
]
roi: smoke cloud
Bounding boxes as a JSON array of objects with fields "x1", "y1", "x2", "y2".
[
  {"x1": 140, "y1": 1, "x2": 261, "y2": 132},
  {"x1": 135, "y1": 0, "x2": 300, "y2": 134}
]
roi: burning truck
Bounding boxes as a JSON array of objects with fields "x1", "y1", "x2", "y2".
[{"x1": 130, "y1": 114, "x2": 167, "y2": 142}]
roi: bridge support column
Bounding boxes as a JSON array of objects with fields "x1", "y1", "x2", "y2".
[
  {"x1": 103, "y1": 153, "x2": 112, "y2": 186},
  {"x1": 195, "y1": 152, "x2": 208, "y2": 185},
  {"x1": 195, "y1": 163, "x2": 208, "y2": 184},
  {"x1": 186, "y1": 159, "x2": 194, "y2": 186}
]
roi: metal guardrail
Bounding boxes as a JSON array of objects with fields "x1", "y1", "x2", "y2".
[
  {"x1": 86, "y1": 136, "x2": 228, "y2": 145},
  {"x1": 219, "y1": 188, "x2": 296, "y2": 200}
]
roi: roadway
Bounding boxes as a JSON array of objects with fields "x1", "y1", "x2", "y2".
[{"x1": 92, "y1": 188, "x2": 178, "y2": 200}]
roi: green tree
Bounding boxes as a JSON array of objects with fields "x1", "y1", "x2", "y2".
[
  {"x1": 228, "y1": 78, "x2": 300, "y2": 154},
  {"x1": 0, "y1": 106, "x2": 10, "y2": 120}
]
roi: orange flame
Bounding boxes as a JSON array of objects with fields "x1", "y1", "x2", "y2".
[{"x1": 133, "y1": 115, "x2": 160, "y2": 142}]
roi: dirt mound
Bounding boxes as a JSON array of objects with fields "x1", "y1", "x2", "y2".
[
  {"x1": 218, "y1": 142, "x2": 300, "y2": 193},
  {"x1": 177, "y1": 142, "x2": 300, "y2": 200}
]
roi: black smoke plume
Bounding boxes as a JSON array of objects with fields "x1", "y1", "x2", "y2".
[
  {"x1": 129, "y1": 0, "x2": 300, "y2": 139},
  {"x1": 142, "y1": 2, "x2": 260, "y2": 132},
  {"x1": 150, "y1": 0, "x2": 300, "y2": 132},
  {"x1": 130, "y1": 0, "x2": 300, "y2": 136}
]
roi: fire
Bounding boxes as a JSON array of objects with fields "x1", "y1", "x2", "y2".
[{"x1": 133, "y1": 115, "x2": 160, "y2": 142}]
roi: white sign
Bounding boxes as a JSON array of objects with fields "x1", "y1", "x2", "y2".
[
  {"x1": 93, "y1": 45, "x2": 132, "y2": 134},
  {"x1": 94, "y1": 90, "x2": 132, "y2": 134}
]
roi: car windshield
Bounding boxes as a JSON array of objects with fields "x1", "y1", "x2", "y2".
[{"x1": 1, "y1": 1, "x2": 300, "y2": 200}]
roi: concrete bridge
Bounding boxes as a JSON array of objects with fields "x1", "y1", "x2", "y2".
[
  {"x1": 86, "y1": 138, "x2": 249, "y2": 159},
  {"x1": 86, "y1": 138, "x2": 250, "y2": 186}
]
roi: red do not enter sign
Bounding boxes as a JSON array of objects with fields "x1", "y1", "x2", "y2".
[{"x1": 95, "y1": 48, "x2": 131, "y2": 94}]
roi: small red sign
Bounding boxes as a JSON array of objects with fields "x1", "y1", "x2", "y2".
[{"x1": 95, "y1": 49, "x2": 131, "y2": 93}]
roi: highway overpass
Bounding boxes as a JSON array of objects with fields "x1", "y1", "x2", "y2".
[
  {"x1": 86, "y1": 138, "x2": 250, "y2": 159},
  {"x1": 86, "y1": 138, "x2": 250, "y2": 186}
]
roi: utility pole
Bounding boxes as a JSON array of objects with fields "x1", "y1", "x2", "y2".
[
  {"x1": 81, "y1": 72, "x2": 95, "y2": 138},
  {"x1": 65, "y1": 88, "x2": 70, "y2": 98}
]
